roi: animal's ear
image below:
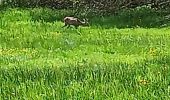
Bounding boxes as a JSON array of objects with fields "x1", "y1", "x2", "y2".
[
  {"x1": 85, "y1": 18, "x2": 89, "y2": 22},
  {"x1": 83, "y1": 18, "x2": 89, "y2": 22},
  {"x1": 83, "y1": 18, "x2": 86, "y2": 22}
]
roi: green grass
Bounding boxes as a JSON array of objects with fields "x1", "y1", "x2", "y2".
[{"x1": 0, "y1": 8, "x2": 170, "y2": 99}]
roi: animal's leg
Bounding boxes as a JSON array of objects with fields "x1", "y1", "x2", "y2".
[
  {"x1": 62, "y1": 24, "x2": 67, "y2": 28},
  {"x1": 75, "y1": 25, "x2": 79, "y2": 29},
  {"x1": 67, "y1": 25, "x2": 71, "y2": 28}
]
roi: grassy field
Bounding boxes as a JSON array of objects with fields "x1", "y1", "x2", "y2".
[{"x1": 0, "y1": 8, "x2": 170, "y2": 99}]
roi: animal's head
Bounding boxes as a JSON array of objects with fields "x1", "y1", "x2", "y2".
[{"x1": 82, "y1": 18, "x2": 89, "y2": 26}]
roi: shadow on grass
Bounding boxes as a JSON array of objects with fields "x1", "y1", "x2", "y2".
[
  {"x1": 90, "y1": 8, "x2": 170, "y2": 29},
  {"x1": 30, "y1": 8, "x2": 75, "y2": 23},
  {"x1": 90, "y1": 16, "x2": 168, "y2": 29}
]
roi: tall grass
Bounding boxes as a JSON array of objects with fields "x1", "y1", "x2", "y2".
[{"x1": 0, "y1": 8, "x2": 170, "y2": 99}]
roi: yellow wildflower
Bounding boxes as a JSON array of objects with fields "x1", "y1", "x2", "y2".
[
  {"x1": 149, "y1": 48, "x2": 157, "y2": 56},
  {"x1": 139, "y1": 79, "x2": 149, "y2": 85}
]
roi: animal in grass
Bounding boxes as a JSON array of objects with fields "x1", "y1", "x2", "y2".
[{"x1": 62, "y1": 17, "x2": 89, "y2": 29}]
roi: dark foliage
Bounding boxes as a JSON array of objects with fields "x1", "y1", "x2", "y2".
[{"x1": 1, "y1": 0, "x2": 170, "y2": 15}]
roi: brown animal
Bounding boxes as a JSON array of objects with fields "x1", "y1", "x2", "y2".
[{"x1": 62, "y1": 17, "x2": 89, "y2": 28}]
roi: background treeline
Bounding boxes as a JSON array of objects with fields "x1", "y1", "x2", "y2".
[{"x1": 1, "y1": 0, "x2": 170, "y2": 15}]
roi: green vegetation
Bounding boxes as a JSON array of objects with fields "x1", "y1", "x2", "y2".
[{"x1": 0, "y1": 8, "x2": 170, "y2": 99}]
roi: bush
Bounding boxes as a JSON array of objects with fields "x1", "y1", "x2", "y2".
[{"x1": 1, "y1": 0, "x2": 170, "y2": 16}]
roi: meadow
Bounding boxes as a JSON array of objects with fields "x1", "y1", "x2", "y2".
[{"x1": 0, "y1": 8, "x2": 170, "y2": 99}]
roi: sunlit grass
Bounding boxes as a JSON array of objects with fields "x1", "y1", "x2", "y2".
[{"x1": 0, "y1": 8, "x2": 170, "y2": 99}]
